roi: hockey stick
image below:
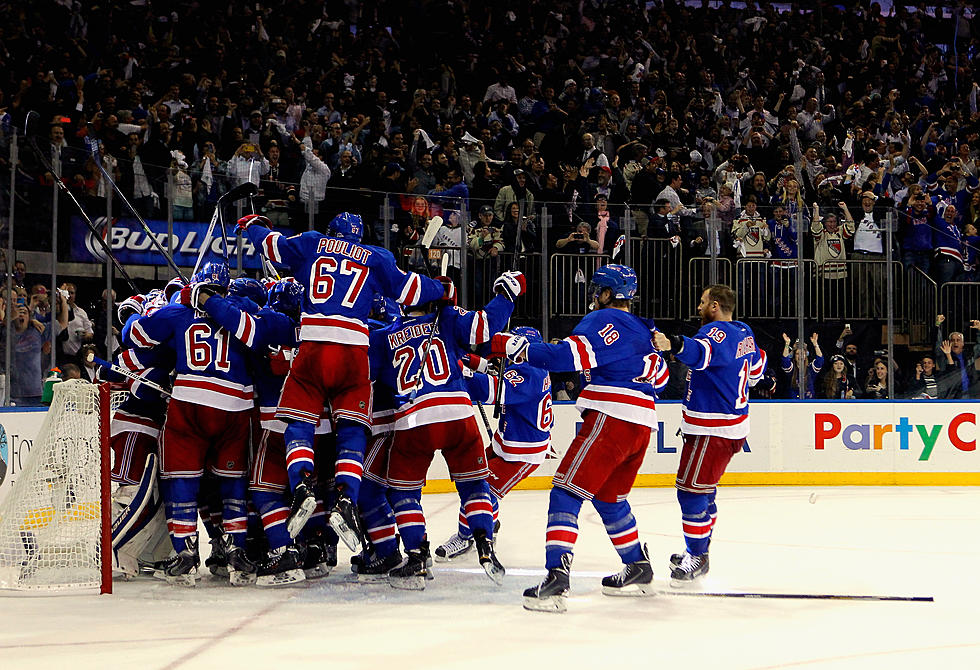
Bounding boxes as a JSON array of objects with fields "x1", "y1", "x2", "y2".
[
  {"x1": 81, "y1": 128, "x2": 188, "y2": 282},
  {"x1": 664, "y1": 591, "x2": 933, "y2": 602},
  {"x1": 190, "y1": 182, "x2": 258, "y2": 278},
  {"x1": 242, "y1": 182, "x2": 281, "y2": 281},
  {"x1": 19, "y1": 120, "x2": 141, "y2": 295},
  {"x1": 408, "y1": 250, "x2": 451, "y2": 402},
  {"x1": 84, "y1": 351, "x2": 171, "y2": 398}
]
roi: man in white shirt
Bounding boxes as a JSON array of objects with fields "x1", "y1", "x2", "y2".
[
  {"x1": 57, "y1": 283, "x2": 94, "y2": 358},
  {"x1": 657, "y1": 172, "x2": 697, "y2": 217}
]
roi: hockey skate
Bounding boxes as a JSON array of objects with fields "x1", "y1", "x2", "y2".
[
  {"x1": 523, "y1": 553, "x2": 572, "y2": 613},
  {"x1": 434, "y1": 532, "x2": 474, "y2": 562},
  {"x1": 602, "y1": 544, "x2": 655, "y2": 596},
  {"x1": 327, "y1": 490, "x2": 364, "y2": 553},
  {"x1": 256, "y1": 545, "x2": 307, "y2": 587},
  {"x1": 221, "y1": 533, "x2": 257, "y2": 586},
  {"x1": 205, "y1": 535, "x2": 229, "y2": 578},
  {"x1": 286, "y1": 472, "x2": 318, "y2": 539},
  {"x1": 669, "y1": 551, "x2": 709, "y2": 587},
  {"x1": 388, "y1": 542, "x2": 430, "y2": 591},
  {"x1": 473, "y1": 529, "x2": 505, "y2": 585},
  {"x1": 356, "y1": 550, "x2": 403, "y2": 583},
  {"x1": 302, "y1": 529, "x2": 337, "y2": 579},
  {"x1": 164, "y1": 536, "x2": 201, "y2": 587}
]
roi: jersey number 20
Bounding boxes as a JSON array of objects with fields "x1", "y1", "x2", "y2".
[{"x1": 394, "y1": 338, "x2": 451, "y2": 395}]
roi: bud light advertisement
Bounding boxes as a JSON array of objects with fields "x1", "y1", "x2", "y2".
[{"x1": 69, "y1": 217, "x2": 295, "y2": 270}]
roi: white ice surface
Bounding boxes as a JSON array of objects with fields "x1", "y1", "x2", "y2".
[{"x1": 2, "y1": 487, "x2": 978, "y2": 670}]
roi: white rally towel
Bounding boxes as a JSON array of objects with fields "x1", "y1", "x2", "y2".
[{"x1": 612, "y1": 234, "x2": 626, "y2": 259}]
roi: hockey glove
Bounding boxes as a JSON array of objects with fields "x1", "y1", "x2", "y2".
[
  {"x1": 654, "y1": 330, "x2": 685, "y2": 353},
  {"x1": 490, "y1": 333, "x2": 529, "y2": 362},
  {"x1": 436, "y1": 275, "x2": 457, "y2": 306},
  {"x1": 177, "y1": 285, "x2": 193, "y2": 307},
  {"x1": 190, "y1": 283, "x2": 217, "y2": 310},
  {"x1": 493, "y1": 270, "x2": 526, "y2": 302},
  {"x1": 460, "y1": 353, "x2": 489, "y2": 374},
  {"x1": 236, "y1": 213, "x2": 271, "y2": 233}
]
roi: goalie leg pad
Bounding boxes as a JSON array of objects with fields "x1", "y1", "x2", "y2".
[{"x1": 111, "y1": 453, "x2": 160, "y2": 549}]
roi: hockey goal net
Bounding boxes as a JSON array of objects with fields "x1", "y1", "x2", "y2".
[{"x1": 0, "y1": 380, "x2": 113, "y2": 593}]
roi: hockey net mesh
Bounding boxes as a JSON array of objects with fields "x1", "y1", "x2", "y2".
[{"x1": 0, "y1": 381, "x2": 108, "y2": 591}]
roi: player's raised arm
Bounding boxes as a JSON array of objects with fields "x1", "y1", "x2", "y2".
[
  {"x1": 373, "y1": 246, "x2": 445, "y2": 307},
  {"x1": 197, "y1": 283, "x2": 301, "y2": 350},
  {"x1": 237, "y1": 214, "x2": 306, "y2": 270},
  {"x1": 460, "y1": 354, "x2": 499, "y2": 405},
  {"x1": 447, "y1": 271, "x2": 523, "y2": 349}
]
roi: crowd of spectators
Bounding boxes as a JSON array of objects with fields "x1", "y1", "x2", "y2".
[{"x1": 0, "y1": 0, "x2": 979, "y2": 401}]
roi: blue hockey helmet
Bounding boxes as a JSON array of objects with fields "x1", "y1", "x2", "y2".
[
  {"x1": 229, "y1": 277, "x2": 268, "y2": 307},
  {"x1": 268, "y1": 279, "x2": 304, "y2": 319},
  {"x1": 370, "y1": 294, "x2": 402, "y2": 324},
  {"x1": 327, "y1": 212, "x2": 364, "y2": 242},
  {"x1": 193, "y1": 260, "x2": 231, "y2": 289},
  {"x1": 590, "y1": 264, "x2": 638, "y2": 301},
  {"x1": 510, "y1": 326, "x2": 543, "y2": 344}
]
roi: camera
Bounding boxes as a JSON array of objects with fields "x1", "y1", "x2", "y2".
[{"x1": 873, "y1": 349, "x2": 887, "y2": 358}]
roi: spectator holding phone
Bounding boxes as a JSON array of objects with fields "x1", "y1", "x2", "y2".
[{"x1": 555, "y1": 222, "x2": 600, "y2": 254}]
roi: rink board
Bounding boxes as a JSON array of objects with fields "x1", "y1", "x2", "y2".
[{"x1": 0, "y1": 400, "x2": 976, "y2": 504}]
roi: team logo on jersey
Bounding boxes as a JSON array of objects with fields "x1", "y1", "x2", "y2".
[
  {"x1": 359, "y1": 401, "x2": 366, "y2": 409},
  {"x1": 226, "y1": 461, "x2": 235, "y2": 469},
  {"x1": 828, "y1": 238, "x2": 842, "y2": 257}
]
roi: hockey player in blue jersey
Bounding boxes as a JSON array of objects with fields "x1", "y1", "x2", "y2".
[
  {"x1": 435, "y1": 327, "x2": 554, "y2": 561},
  {"x1": 491, "y1": 264, "x2": 668, "y2": 613},
  {"x1": 653, "y1": 284, "x2": 767, "y2": 586},
  {"x1": 195, "y1": 278, "x2": 336, "y2": 585},
  {"x1": 237, "y1": 211, "x2": 447, "y2": 553},
  {"x1": 378, "y1": 271, "x2": 523, "y2": 589},
  {"x1": 129, "y1": 261, "x2": 257, "y2": 586},
  {"x1": 351, "y1": 296, "x2": 406, "y2": 581}
]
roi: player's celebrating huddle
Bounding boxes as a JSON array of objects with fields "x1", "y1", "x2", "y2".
[{"x1": 99, "y1": 209, "x2": 765, "y2": 611}]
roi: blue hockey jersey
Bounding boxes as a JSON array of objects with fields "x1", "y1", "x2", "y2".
[
  {"x1": 200, "y1": 295, "x2": 333, "y2": 434},
  {"x1": 109, "y1": 346, "x2": 172, "y2": 439},
  {"x1": 525, "y1": 309, "x2": 668, "y2": 427},
  {"x1": 369, "y1": 317, "x2": 402, "y2": 436},
  {"x1": 464, "y1": 362, "x2": 553, "y2": 464},
  {"x1": 244, "y1": 224, "x2": 443, "y2": 346},
  {"x1": 130, "y1": 303, "x2": 255, "y2": 412},
  {"x1": 376, "y1": 296, "x2": 513, "y2": 430},
  {"x1": 674, "y1": 320, "x2": 767, "y2": 439}
]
